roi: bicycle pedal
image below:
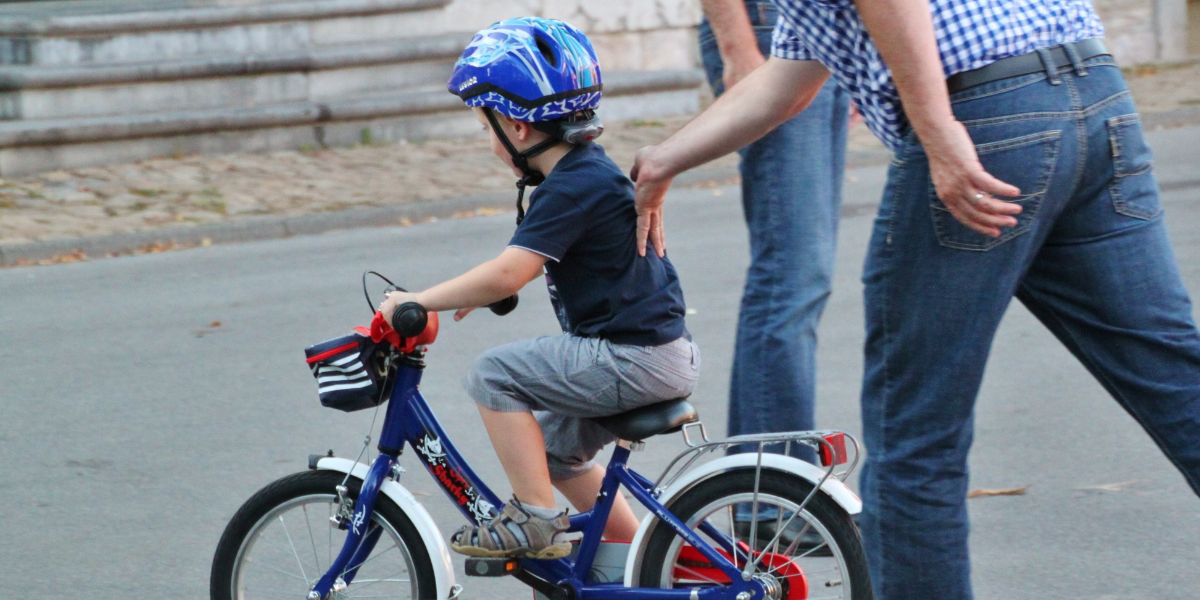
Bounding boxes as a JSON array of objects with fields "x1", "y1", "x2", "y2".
[{"x1": 464, "y1": 557, "x2": 521, "y2": 577}]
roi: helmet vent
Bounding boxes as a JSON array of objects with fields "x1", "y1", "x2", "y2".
[{"x1": 534, "y1": 35, "x2": 559, "y2": 68}]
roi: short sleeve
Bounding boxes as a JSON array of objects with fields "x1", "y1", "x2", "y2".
[
  {"x1": 508, "y1": 185, "x2": 588, "y2": 262},
  {"x1": 770, "y1": 16, "x2": 814, "y2": 61}
]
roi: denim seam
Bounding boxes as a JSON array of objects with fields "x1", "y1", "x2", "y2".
[
  {"x1": 974, "y1": 130, "x2": 1062, "y2": 153},
  {"x1": 1081, "y1": 90, "x2": 1134, "y2": 117},
  {"x1": 1065, "y1": 76, "x2": 1090, "y2": 228},
  {"x1": 1017, "y1": 283, "x2": 1200, "y2": 496},
  {"x1": 963, "y1": 110, "x2": 1073, "y2": 128},
  {"x1": 958, "y1": 90, "x2": 1131, "y2": 130},
  {"x1": 876, "y1": 163, "x2": 898, "y2": 599}
]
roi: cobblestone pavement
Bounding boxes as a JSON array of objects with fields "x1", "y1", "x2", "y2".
[{"x1": 0, "y1": 63, "x2": 1196, "y2": 250}]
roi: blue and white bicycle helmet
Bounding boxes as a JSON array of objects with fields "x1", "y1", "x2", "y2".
[
  {"x1": 448, "y1": 17, "x2": 602, "y2": 123},
  {"x1": 447, "y1": 17, "x2": 605, "y2": 224}
]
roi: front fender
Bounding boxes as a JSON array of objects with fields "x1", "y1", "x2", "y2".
[
  {"x1": 315, "y1": 457, "x2": 457, "y2": 599},
  {"x1": 623, "y1": 453, "x2": 861, "y2": 587}
]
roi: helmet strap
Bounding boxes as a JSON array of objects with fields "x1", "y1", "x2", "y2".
[{"x1": 484, "y1": 108, "x2": 560, "y2": 225}]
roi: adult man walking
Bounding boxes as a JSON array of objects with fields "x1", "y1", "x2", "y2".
[
  {"x1": 698, "y1": 0, "x2": 849, "y2": 464},
  {"x1": 631, "y1": 0, "x2": 1200, "y2": 597}
]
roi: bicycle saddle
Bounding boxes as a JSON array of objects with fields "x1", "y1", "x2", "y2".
[{"x1": 589, "y1": 398, "x2": 698, "y2": 442}]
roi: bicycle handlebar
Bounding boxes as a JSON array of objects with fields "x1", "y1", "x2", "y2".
[
  {"x1": 488, "y1": 294, "x2": 519, "y2": 316},
  {"x1": 387, "y1": 293, "x2": 518, "y2": 337}
]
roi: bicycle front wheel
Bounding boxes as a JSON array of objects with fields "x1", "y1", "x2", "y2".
[
  {"x1": 211, "y1": 470, "x2": 437, "y2": 600},
  {"x1": 636, "y1": 469, "x2": 871, "y2": 600}
]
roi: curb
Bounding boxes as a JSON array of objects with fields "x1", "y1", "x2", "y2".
[
  {"x1": 0, "y1": 189, "x2": 513, "y2": 266},
  {"x1": 0, "y1": 147, "x2": 902, "y2": 267}
]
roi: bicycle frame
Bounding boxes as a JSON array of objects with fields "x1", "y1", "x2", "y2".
[{"x1": 309, "y1": 354, "x2": 764, "y2": 600}]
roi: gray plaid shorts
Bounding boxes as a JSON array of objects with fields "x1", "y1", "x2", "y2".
[{"x1": 464, "y1": 335, "x2": 701, "y2": 479}]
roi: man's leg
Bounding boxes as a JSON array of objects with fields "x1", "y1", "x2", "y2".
[
  {"x1": 700, "y1": 11, "x2": 850, "y2": 461},
  {"x1": 858, "y1": 81, "x2": 1081, "y2": 597},
  {"x1": 728, "y1": 78, "x2": 848, "y2": 461}
]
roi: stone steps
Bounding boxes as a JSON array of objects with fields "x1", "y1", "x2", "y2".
[
  {"x1": 0, "y1": 69, "x2": 704, "y2": 176},
  {"x1": 0, "y1": 0, "x2": 451, "y2": 66},
  {"x1": 0, "y1": 0, "x2": 705, "y2": 175},
  {"x1": 0, "y1": 34, "x2": 470, "y2": 120}
]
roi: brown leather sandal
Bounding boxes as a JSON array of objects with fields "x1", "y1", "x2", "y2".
[{"x1": 449, "y1": 497, "x2": 572, "y2": 559}]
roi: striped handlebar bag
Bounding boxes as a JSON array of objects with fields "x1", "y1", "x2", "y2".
[{"x1": 304, "y1": 333, "x2": 389, "y2": 412}]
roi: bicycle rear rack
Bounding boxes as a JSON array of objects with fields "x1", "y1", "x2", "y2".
[
  {"x1": 656, "y1": 426, "x2": 863, "y2": 580},
  {"x1": 659, "y1": 426, "x2": 861, "y2": 493}
]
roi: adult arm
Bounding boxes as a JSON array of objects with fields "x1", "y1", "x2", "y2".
[
  {"x1": 380, "y1": 247, "x2": 546, "y2": 325},
  {"x1": 631, "y1": 57, "x2": 830, "y2": 256},
  {"x1": 701, "y1": 0, "x2": 765, "y2": 90},
  {"x1": 853, "y1": 0, "x2": 1021, "y2": 236}
]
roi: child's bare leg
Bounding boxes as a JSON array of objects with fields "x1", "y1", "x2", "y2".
[
  {"x1": 477, "y1": 405, "x2": 556, "y2": 509},
  {"x1": 553, "y1": 464, "x2": 640, "y2": 541}
]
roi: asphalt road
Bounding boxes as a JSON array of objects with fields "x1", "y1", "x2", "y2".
[{"x1": 2, "y1": 125, "x2": 1199, "y2": 600}]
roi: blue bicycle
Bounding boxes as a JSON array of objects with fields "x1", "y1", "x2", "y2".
[{"x1": 210, "y1": 283, "x2": 871, "y2": 600}]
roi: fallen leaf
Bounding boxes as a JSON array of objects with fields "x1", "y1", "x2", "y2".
[
  {"x1": 967, "y1": 486, "x2": 1029, "y2": 499},
  {"x1": 209, "y1": 321, "x2": 221, "y2": 327}
]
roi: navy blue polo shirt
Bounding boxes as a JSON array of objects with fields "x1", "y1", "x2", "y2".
[{"x1": 508, "y1": 143, "x2": 688, "y2": 346}]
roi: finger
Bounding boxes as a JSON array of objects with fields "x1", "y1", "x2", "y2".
[
  {"x1": 652, "y1": 211, "x2": 666, "y2": 258},
  {"x1": 976, "y1": 195, "x2": 1022, "y2": 215},
  {"x1": 945, "y1": 200, "x2": 1017, "y2": 236},
  {"x1": 971, "y1": 171, "x2": 1021, "y2": 198},
  {"x1": 629, "y1": 161, "x2": 641, "y2": 182},
  {"x1": 636, "y1": 212, "x2": 652, "y2": 257}
]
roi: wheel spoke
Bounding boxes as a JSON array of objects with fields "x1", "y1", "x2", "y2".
[
  {"x1": 279, "y1": 513, "x2": 310, "y2": 583},
  {"x1": 344, "y1": 542, "x2": 400, "y2": 574},
  {"x1": 253, "y1": 533, "x2": 321, "y2": 574},
  {"x1": 303, "y1": 504, "x2": 323, "y2": 575},
  {"x1": 342, "y1": 568, "x2": 409, "y2": 594},
  {"x1": 248, "y1": 560, "x2": 313, "y2": 582},
  {"x1": 670, "y1": 562, "x2": 724, "y2": 586}
]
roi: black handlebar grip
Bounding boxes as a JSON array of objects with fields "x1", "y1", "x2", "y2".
[
  {"x1": 488, "y1": 294, "x2": 519, "y2": 316},
  {"x1": 390, "y1": 302, "x2": 428, "y2": 337}
]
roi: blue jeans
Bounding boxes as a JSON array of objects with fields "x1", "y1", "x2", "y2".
[
  {"x1": 859, "y1": 55, "x2": 1200, "y2": 599},
  {"x1": 699, "y1": 2, "x2": 849, "y2": 465}
]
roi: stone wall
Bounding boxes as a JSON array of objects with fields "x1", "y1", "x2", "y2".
[
  {"x1": 439, "y1": 0, "x2": 1188, "y2": 70},
  {"x1": 441, "y1": 0, "x2": 702, "y2": 71},
  {"x1": 1095, "y1": 0, "x2": 1189, "y2": 64}
]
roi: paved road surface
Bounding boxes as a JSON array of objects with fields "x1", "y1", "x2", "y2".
[{"x1": 2, "y1": 126, "x2": 1199, "y2": 599}]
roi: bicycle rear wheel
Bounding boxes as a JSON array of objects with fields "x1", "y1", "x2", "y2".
[
  {"x1": 636, "y1": 469, "x2": 871, "y2": 600},
  {"x1": 211, "y1": 470, "x2": 437, "y2": 600}
]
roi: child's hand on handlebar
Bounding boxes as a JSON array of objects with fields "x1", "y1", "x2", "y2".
[
  {"x1": 453, "y1": 307, "x2": 476, "y2": 322},
  {"x1": 380, "y1": 291, "x2": 419, "y2": 328}
]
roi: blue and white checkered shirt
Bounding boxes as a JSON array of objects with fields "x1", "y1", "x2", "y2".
[{"x1": 771, "y1": 0, "x2": 1105, "y2": 150}]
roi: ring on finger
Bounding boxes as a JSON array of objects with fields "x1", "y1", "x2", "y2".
[{"x1": 970, "y1": 191, "x2": 986, "y2": 206}]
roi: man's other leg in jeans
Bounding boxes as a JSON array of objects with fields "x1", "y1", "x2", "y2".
[
  {"x1": 699, "y1": 12, "x2": 850, "y2": 465},
  {"x1": 1015, "y1": 67, "x2": 1200, "y2": 494}
]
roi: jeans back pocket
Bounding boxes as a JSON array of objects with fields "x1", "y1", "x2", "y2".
[
  {"x1": 1107, "y1": 114, "x2": 1161, "y2": 220},
  {"x1": 929, "y1": 130, "x2": 1062, "y2": 251}
]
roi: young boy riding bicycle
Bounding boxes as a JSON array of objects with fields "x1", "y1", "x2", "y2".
[{"x1": 379, "y1": 17, "x2": 700, "y2": 560}]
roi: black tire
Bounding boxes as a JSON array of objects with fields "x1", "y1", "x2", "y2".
[
  {"x1": 211, "y1": 470, "x2": 438, "y2": 600},
  {"x1": 637, "y1": 470, "x2": 872, "y2": 600}
]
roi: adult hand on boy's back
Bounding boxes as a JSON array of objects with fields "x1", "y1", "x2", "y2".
[{"x1": 631, "y1": 146, "x2": 671, "y2": 258}]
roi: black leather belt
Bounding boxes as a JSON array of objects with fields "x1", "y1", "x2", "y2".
[{"x1": 946, "y1": 39, "x2": 1110, "y2": 94}]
